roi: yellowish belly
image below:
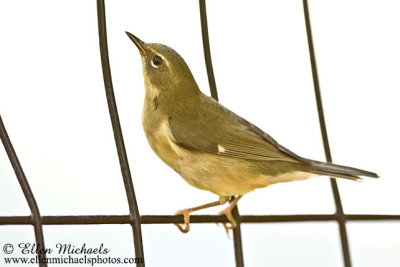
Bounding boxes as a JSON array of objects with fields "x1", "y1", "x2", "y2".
[{"x1": 144, "y1": 119, "x2": 313, "y2": 197}]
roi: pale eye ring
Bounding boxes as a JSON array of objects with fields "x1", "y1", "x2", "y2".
[{"x1": 152, "y1": 55, "x2": 163, "y2": 67}]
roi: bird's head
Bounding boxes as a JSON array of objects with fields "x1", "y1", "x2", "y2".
[{"x1": 126, "y1": 32, "x2": 200, "y2": 101}]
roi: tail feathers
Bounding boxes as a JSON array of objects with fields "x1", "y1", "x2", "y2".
[{"x1": 309, "y1": 160, "x2": 379, "y2": 181}]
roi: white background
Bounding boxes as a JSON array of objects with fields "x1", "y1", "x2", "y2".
[{"x1": 0, "y1": 0, "x2": 399, "y2": 266}]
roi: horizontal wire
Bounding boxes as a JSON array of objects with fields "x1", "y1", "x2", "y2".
[{"x1": 1, "y1": 214, "x2": 399, "y2": 225}]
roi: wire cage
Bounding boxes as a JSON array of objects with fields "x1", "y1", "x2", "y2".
[{"x1": 1, "y1": 1, "x2": 399, "y2": 267}]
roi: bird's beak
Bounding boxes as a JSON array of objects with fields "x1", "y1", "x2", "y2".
[{"x1": 125, "y1": 31, "x2": 146, "y2": 57}]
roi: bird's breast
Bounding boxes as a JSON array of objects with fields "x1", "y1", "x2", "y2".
[{"x1": 142, "y1": 107, "x2": 183, "y2": 173}]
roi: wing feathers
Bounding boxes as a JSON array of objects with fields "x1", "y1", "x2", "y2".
[
  {"x1": 167, "y1": 97, "x2": 303, "y2": 164},
  {"x1": 219, "y1": 141, "x2": 299, "y2": 162}
]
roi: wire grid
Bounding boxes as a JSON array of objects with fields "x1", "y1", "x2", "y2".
[{"x1": 1, "y1": 1, "x2": 400, "y2": 267}]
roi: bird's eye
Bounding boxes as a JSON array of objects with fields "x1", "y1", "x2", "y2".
[{"x1": 152, "y1": 55, "x2": 163, "y2": 67}]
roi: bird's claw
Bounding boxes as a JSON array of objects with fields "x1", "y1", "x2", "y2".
[
  {"x1": 175, "y1": 209, "x2": 191, "y2": 233},
  {"x1": 219, "y1": 205, "x2": 238, "y2": 234}
]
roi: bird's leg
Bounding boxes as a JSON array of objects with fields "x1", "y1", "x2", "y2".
[
  {"x1": 175, "y1": 199, "x2": 225, "y2": 233},
  {"x1": 219, "y1": 195, "x2": 243, "y2": 233}
]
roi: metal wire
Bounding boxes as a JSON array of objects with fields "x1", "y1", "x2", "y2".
[
  {"x1": 2, "y1": 214, "x2": 400, "y2": 226},
  {"x1": 199, "y1": 0, "x2": 219, "y2": 101},
  {"x1": 199, "y1": 1, "x2": 244, "y2": 265},
  {"x1": 0, "y1": 116, "x2": 47, "y2": 267},
  {"x1": 302, "y1": 0, "x2": 351, "y2": 266},
  {"x1": 96, "y1": 0, "x2": 144, "y2": 265}
]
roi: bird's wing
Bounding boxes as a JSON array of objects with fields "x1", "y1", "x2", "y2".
[{"x1": 168, "y1": 97, "x2": 306, "y2": 163}]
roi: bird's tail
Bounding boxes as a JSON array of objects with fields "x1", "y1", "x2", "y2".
[{"x1": 309, "y1": 160, "x2": 379, "y2": 181}]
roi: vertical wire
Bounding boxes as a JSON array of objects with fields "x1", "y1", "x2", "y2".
[
  {"x1": 199, "y1": 0, "x2": 219, "y2": 101},
  {"x1": 231, "y1": 207, "x2": 245, "y2": 267},
  {"x1": 96, "y1": 1, "x2": 145, "y2": 265},
  {"x1": 199, "y1": 1, "x2": 244, "y2": 266},
  {"x1": 0, "y1": 116, "x2": 48, "y2": 267},
  {"x1": 302, "y1": 1, "x2": 352, "y2": 266}
]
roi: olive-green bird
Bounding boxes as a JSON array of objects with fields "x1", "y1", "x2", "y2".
[{"x1": 126, "y1": 32, "x2": 378, "y2": 233}]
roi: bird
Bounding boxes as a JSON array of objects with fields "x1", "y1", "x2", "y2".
[{"x1": 125, "y1": 32, "x2": 379, "y2": 233}]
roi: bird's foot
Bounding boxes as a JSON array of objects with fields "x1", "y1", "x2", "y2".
[
  {"x1": 219, "y1": 205, "x2": 238, "y2": 234},
  {"x1": 218, "y1": 195, "x2": 242, "y2": 234},
  {"x1": 174, "y1": 200, "x2": 223, "y2": 233},
  {"x1": 175, "y1": 209, "x2": 192, "y2": 233}
]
